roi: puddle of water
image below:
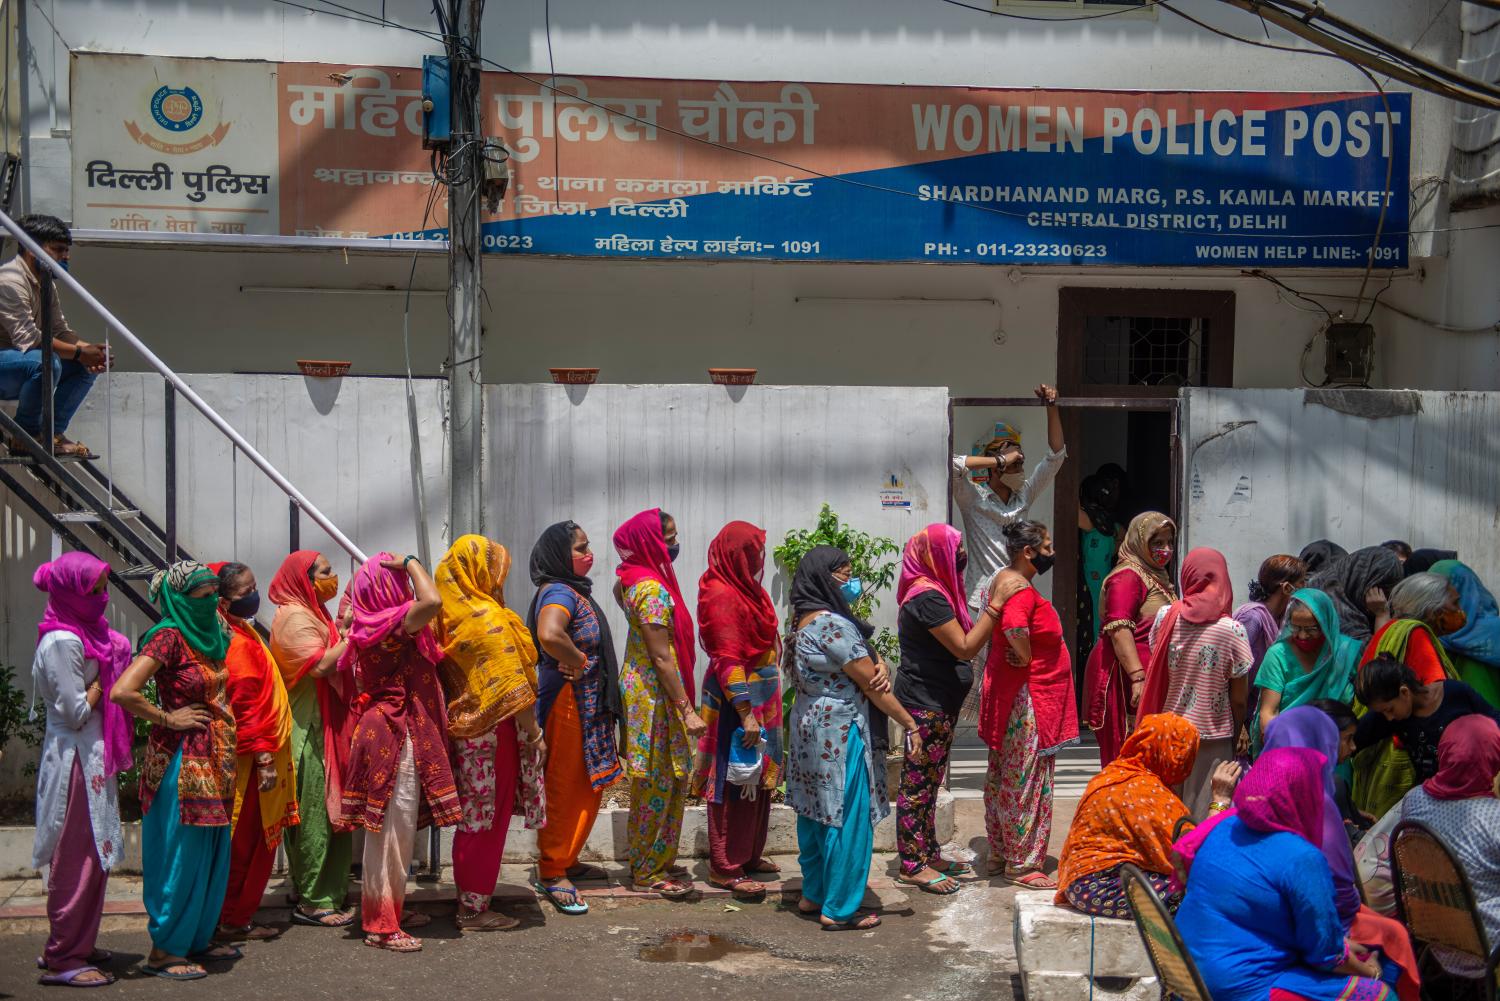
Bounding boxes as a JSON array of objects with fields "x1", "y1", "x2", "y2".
[{"x1": 639, "y1": 931, "x2": 768, "y2": 964}]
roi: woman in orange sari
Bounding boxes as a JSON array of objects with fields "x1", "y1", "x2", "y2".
[
  {"x1": 267, "y1": 551, "x2": 354, "y2": 928},
  {"x1": 210, "y1": 562, "x2": 299, "y2": 942}
]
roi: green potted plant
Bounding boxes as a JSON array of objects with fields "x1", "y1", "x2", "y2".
[
  {"x1": 0, "y1": 663, "x2": 44, "y2": 769},
  {"x1": 774, "y1": 503, "x2": 901, "y2": 663}
]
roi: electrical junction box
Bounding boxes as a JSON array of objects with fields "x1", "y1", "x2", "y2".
[
  {"x1": 1324, "y1": 321, "x2": 1375, "y2": 387},
  {"x1": 422, "y1": 55, "x2": 451, "y2": 150}
]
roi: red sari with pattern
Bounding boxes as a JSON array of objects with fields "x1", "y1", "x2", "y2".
[{"x1": 341, "y1": 630, "x2": 461, "y2": 833}]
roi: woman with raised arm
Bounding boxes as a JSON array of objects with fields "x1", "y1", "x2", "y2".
[{"x1": 339, "y1": 554, "x2": 460, "y2": 954}]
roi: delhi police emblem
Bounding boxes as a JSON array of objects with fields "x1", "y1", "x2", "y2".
[{"x1": 150, "y1": 86, "x2": 204, "y2": 133}]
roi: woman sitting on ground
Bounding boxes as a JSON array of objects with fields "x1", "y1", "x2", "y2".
[
  {"x1": 1427, "y1": 560, "x2": 1500, "y2": 708},
  {"x1": 1174, "y1": 747, "x2": 1400, "y2": 1001},
  {"x1": 1054, "y1": 713, "x2": 1239, "y2": 918}
]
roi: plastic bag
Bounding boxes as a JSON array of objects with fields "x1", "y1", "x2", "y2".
[{"x1": 726, "y1": 727, "x2": 766, "y2": 800}]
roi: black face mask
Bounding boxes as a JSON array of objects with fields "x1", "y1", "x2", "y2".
[
  {"x1": 1030, "y1": 552, "x2": 1056, "y2": 577},
  {"x1": 957, "y1": 552, "x2": 969, "y2": 575},
  {"x1": 667, "y1": 544, "x2": 681, "y2": 563},
  {"x1": 227, "y1": 590, "x2": 261, "y2": 619}
]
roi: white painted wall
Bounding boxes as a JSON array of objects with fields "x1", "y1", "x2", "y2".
[
  {"x1": 485, "y1": 382, "x2": 951, "y2": 687},
  {"x1": 1180, "y1": 387, "x2": 1500, "y2": 592},
  {"x1": 0, "y1": 373, "x2": 448, "y2": 793}
]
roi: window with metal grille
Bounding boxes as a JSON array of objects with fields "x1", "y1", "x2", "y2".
[{"x1": 1081, "y1": 315, "x2": 1207, "y2": 388}]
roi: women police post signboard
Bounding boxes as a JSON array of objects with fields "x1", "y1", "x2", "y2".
[{"x1": 71, "y1": 53, "x2": 1410, "y2": 268}]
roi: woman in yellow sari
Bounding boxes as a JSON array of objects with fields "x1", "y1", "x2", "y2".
[{"x1": 435, "y1": 535, "x2": 545, "y2": 931}]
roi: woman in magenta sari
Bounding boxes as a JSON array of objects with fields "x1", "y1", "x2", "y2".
[
  {"x1": 339, "y1": 554, "x2": 461, "y2": 953},
  {"x1": 1084, "y1": 512, "x2": 1177, "y2": 766}
]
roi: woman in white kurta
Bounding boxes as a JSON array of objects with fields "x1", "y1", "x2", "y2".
[{"x1": 32, "y1": 552, "x2": 131, "y2": 987}]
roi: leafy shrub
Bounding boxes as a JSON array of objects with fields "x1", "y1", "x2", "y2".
[{"x1": 774, "y1": 503, "x2": 901, "y2": 663}]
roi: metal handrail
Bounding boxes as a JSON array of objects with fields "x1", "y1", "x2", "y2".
[{"x1": 0, "y1": 209, "x2": 367, "y2": 564}]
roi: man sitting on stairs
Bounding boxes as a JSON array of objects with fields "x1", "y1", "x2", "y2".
[{"x1": 0, "y1": 213, "x2": 109, "y2": 457}]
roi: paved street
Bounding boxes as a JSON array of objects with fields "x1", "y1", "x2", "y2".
[{"x1": 0, "y1": 860, "x2": 1029, "y2": 1001}]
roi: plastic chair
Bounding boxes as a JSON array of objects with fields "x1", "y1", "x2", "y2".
[
  {"x1": 1120, "y1": 863, "x2": 1214, "y2": 1001},
  {"x1": 1389, "y1": 819, "x2": 1499, "y2": 1001}
]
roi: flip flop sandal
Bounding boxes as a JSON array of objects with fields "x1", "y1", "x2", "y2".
[
  {"x1": 217, "y1": 923, "x2": 282, "y2": 941},
  {"x1": 38, "y1": 966, "x2": 115, "y2": 988},
  {"x1": 189, "y1": 945, "x2": 242, "y2": 962},
  {"x1": 896, "y1": 873, "x2": 961, "y2": 896},
  {"x1": 533, "y1": 880, "x2": 590, "y2": 915},
  {"x1": 292, "y1": 907, "x2": 355, "y2": 927},
  {"x1": 822, "y1": 911, "x2": 882, "y2": 932},
  {"x1": 934, "y1": 859, "x2": 975, "y2": 878},
  {"x1": 456, "y1": 907, "x2": 521, "y2": 931},
  {"x1": 745, "y1": 858, "x2": 782, "y2": 876},
  {"x1": 364, "y1": 931, "x2": 423, "y2": 953},
  {"x1": 140, "y1": 962, "x2": 207, "y2": 981},
  {"x1": 632, "y1": 878, "x2": 695, "y2": 901},
  {"x1": 400, "y1": 910, "x2": 432, "y2": 928},
  {"x1": 566, "y1": 862, "x2": 609, "y2": 882},
  {"x1": 708, "y1": 874, "x2": 767, "y2": 898},
  {"x1": 36, "y1": 951, "x2": 112, "y2": 970},
  {"x1": 997, "y1": 870, "x2": 1058, "y2": 889}
]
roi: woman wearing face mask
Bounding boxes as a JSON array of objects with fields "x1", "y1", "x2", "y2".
[
  {"x1": 1252, "y1": 589, "x2": 1362, "y2": 755},
  {"x1": 110, "y1": 562, "x2": 240, "y2": 980},
  {"x1": 894, "y1": 523, "x2": 1021, "y2": 894},
  {"x1": 434, "y1": 536, "x2": 543, "y2": 932},
  {"x1": 1139, "y1": 549, "x2": 1252, "y2": 816},
  {"x1": 527, "y1": 521, "x2": 622, "y2": 914},
  {"x1": 613, "y1": 508, "x2": 705, "y2": 900},
  {"x1": 1083, "y1": 512, "x2": 1178, "y2": 767},
  {"x1": 1430, "y1": 560, "x2": 1500, "y2": 708},
  {"x1": 980, "y1": 520, "x2": 1078, "y2": 887},
  {"x1": 266, "y1": 551, "x2": 354, "y2": 929},
  {"x1": 696, "y1": 521, "x2": 783, "y2": 899},
  {"x1": 1234, "y1": 555, "x2": 1308, "y2": 692},
  {"x1": 1349, "y1": 574, "x2": 1466, "y2": 818},
  {"x1": 209, "y1": 562, "x2": 299, "y2": 945}
]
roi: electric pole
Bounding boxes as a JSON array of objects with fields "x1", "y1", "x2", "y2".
[{"x1": 447, "y1": 0, "x2": 484, "y2": 538}]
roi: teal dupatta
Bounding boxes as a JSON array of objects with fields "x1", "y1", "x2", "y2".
[{"x1": 1250, "y1": 587, "x2": 1361, "y2": 754}]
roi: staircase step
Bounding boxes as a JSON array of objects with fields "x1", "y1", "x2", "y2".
[{"x1": 55, "y1": 509, "x2": 141, "y2": 523}]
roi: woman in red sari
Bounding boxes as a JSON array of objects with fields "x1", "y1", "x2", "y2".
[
  {"x1": 210, "y1": 562, "x2": 299, "y2": 943},
  {"x1": 1084, "y1": 512, "x2": 1177, "y2": 766},
  {"x1": 340, "y1": 553, "x2": 460, "y2": 953},
  {"x1": 696, "y1": 521, "x2": 783, "y2": 898}
]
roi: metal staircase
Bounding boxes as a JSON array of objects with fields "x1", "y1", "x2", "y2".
[{"x1": 0, "y1": 210, "x2": 367, "y2": 619}]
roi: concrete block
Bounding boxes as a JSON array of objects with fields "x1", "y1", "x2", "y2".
[
  {"x1": 1021, "y1": 972, "x2": 1160, "y2": 1001},
  {"x1": 0, "y1": 824, "x2": 142, "y2": 878},
  {"x1": 1013, "y1": 890, "x2": 1157, "y2": 1001}
]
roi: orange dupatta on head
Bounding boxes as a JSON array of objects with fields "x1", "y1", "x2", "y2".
[{"x1": 1055, "y1": 713, "x2": 1200, "y2": 901}]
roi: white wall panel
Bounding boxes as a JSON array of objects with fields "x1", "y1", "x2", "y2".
[
  {"x1": 484, "y1": 383, "x2": 950, "y2": 687},
  {"x1": 1181, "y1": 388, "x2": 1500, "y2": 593}
]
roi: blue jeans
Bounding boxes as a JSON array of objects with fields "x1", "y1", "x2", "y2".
[{"x1": 0, "y1": 348, "x2": 96, "y2": 436}]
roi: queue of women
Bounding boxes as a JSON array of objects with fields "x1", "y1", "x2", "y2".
[
  {"x1": 25, "y1": 489, "x2": 1500, "y2": 995},
  {"x1": 1059, "y1": 527, "x2": 1500, "y2": 1001}
]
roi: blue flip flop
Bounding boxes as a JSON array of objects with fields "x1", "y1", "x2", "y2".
[
  {"x1": 140, "y1": 962, "x2": 206, "y2": 981},
  {"x1": 533, "y1": 879, "x2": 589, "y2": 915}
]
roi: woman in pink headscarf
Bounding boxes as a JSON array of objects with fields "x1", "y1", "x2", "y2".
[
  {"x1": 893, "y1": 523, "x2": 1022, "y2": 894},
  {"x1": 1141, "y1": 547, "x2": 1253, "y2": 816},
  {"x1": 338, "y1": 553, "x2": 459, "y2": 953},
  {"x1": 31, "y1": 552, "x2": 131, "y2": 987},
  {"x1": 613, "y1": 509, "x2": 705, "y2": 899}
]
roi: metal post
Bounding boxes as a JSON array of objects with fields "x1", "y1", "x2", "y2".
[
  {"x1": 447, "y1": 0, "x2": 484, "y2": 541},
  {"x1": 38, "y1": 262, "x2": 54, "y2": 447},
  {"x1": 163, "y1": 382, "x2": 176, "y2": 563},
  {"x1": 289, "y1": 498, "x2": 300, "y2": 554}
]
